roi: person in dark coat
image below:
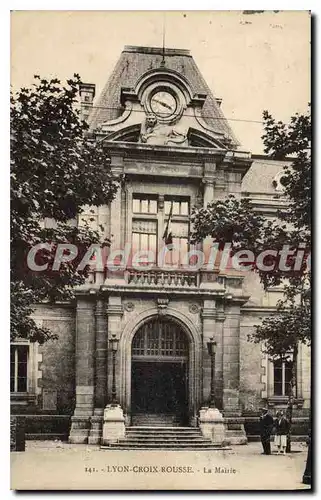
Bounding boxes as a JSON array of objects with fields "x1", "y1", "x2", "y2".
[
  {"x1": 259, "y1": 408, "x2": 274, "y2": 455},
  {"x1": 302, "y1": 430, "x2": 311, "y2": 485},
  {"x1": 274, "y1": 410, "x2": 290, "y2": 454}
]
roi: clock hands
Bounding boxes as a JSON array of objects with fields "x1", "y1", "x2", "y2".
[{"x1": 151, "y1": 97, "x2": 174, "y2": 111}]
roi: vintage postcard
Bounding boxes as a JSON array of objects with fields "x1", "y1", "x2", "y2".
[{"x1": 10, "y1": 10, "x2": 311, "y2": 491}]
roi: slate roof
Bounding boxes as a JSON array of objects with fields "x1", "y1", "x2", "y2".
[
  {"x1": 88, "y1": 45, "x2": 240, "y2": 147},
  {"x1": 242, "y1": 156, "x2": 291, "y2": 194}
]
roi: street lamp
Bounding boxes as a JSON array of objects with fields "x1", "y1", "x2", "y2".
[
  {"x1": 207, "y1": 337, "x2": 217, "y2": 408},
  {"x1": 109, "y1": 334, "x2": 119, "y2": 406}
]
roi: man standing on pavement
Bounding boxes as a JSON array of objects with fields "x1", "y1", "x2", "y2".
[
  {"x1": 274, "y1": 410, "x2": 290, "y2": 454},
  {"x1": 259, "y1": 408, "x2": 274, "y2": 455}
]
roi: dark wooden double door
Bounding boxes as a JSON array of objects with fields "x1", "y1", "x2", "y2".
[{"x1": 131, "y1": 319, "x2": 189, "y2": 425}]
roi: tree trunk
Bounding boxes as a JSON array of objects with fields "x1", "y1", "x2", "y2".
[{"x1": 286, "y1": 345, "x2": 298, "y2": 453}]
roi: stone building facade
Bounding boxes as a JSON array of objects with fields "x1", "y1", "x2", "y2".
[{"x1": 11, "y1": 46, "x2": 310, "y2": 443}]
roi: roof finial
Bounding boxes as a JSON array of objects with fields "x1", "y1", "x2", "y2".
[{"x1": 160, "y1": 12, "x2": 166, "y2": 67}]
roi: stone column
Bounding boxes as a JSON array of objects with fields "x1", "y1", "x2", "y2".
[
  {"x1": 203, "y1": 161, "x2": 216, "y2": 203},
  {"x1": 102, "y1": 295, "x2": 126, "y2": 444},
  {"x1": 223, "y1": 303, "x2": 241, "y2": 414},
  {"x1": 203, "y1": 178, "x2": 215, "y2": 206},
  {"x1": 94, "y1": 299, "x2": 108, "y2": 409},
  {"x1": 69, "y1": 298, "x2": 95, "y2": 444},
  {"x1": 215, "y1": 306, "x2": 225, "y2": 409},
  {"x1": 106, "y1": 296, "x2": 123, "y2": 405},
  {"x1": 199, "y1": 298, "x2": 226, "y2": 446},
  {"x1": 202, "y1": 173, "x2": 215, "y2": 268},
  {"x1": 105, "y1": 158, "x2": 126, "y2": 285},
  {"x1": 201, "y1": 299, "x2": 216, "y2": 406},
  {"x1": 110, "y1": 188, "x2": 122, "y2": 250},
  {"x1": 88, "y1": 299, "x2": 107, "y2": 444}
]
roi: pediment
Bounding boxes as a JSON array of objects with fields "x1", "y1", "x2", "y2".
[{"x1": 99, "y1": 123, "x2": 227, "y2": 149}]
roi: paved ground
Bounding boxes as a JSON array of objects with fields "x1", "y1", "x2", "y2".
[{"x1": 11, "y1": 440, "x2": 311, "y2": 491}]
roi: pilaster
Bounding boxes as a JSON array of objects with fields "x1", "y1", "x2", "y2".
[
  {"x1": 69, "y1": 298, "x2": 95, "y2": 443},
  {"x1": 215, "y1": 305, "x2": 225, "y2": 409},
  {"x1": 106, "y1": 296, "x2": 123, "y2": 406},
  {"x1": 203, "y1": 161, "x2": 216, "y2": 205},
  {"x1": 94, "y1": 299, "x2": 108, "y2": 410},
  {"x1": 201, "y1": 299, "x2": 216, "y2": 406},
  {"x1": 202, "y1": 165, "x2": 216, "y2": 266},
  {"x1": 223, "y1": 303, "x2": 241, "y2": 415},
  {"x1": 110, "y1": 158, "x2": 124, "y2": 251},
  {"x1": 88, "y1": 299, "x2": 108, "y2": 444}
]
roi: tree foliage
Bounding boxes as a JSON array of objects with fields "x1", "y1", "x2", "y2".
[
  {"x1": 11, "y1": 75, "x2": 119, "y2": 342},
  {"x1": 191, "y1": 107, "x2": 311, "y2": 357}
]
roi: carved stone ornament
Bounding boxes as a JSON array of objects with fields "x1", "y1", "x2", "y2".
[
  {"x1": 157, "y1": 297, "x2": 169, "y2": 316},
  {"x1": 139, "y1": 114, "x2": 188, "y2": 146},
  {"x1": 195, "y1": 182, "x2": 204, "y2": 208},
  {"x1": 189, "y1": 303, "x2": 200, "y2": 314},
  {"x1": 124, "y1": 302, "x2": 135, "y2": 312}
]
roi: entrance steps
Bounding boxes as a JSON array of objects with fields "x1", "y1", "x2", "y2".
[
  {"x1": 131, "y1": 413, "x2": 181, "y2": 427},
  {"x1": 102, "y1": 426, "x2": 224, "y2": 450}
]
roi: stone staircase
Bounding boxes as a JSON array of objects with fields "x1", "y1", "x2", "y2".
[
  {"x1": 101, "y1": 427, "x2": 225, "y2": 450},
  {"x1": 131, "y1": 413, "x2": 181, "y2": 427}
]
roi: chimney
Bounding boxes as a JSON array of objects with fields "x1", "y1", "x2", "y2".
[{"x1": 79, "y1": 83, "x2": 96, "y2": 122}]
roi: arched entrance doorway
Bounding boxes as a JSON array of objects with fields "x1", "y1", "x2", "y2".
[{"x1": 131, "y1": 318, "x2": 189, "y2": 426}]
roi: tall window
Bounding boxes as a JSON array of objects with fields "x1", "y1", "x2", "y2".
[
  {"x1": 132, "y1": 195, "x2": 158, "y2": 266},
  {"x1": 273, "y1": 358, "x2": 293, "y2": 396},
  {"x1": 165, "y1": 221, "x2": 189, "y2": 266},
  {"x1": 131, "y1": 194, "x2": 191, "y2": 268},
  {"x1": 164, "y1": 197, "x2": 190, "y2": 267},
  {"x1": 10, "y1": 344, "x2": 29, "y2": 393},
  {"x1": 133, "y1": 196, "x2": 157, "y2": 215},
  {"x1": 164, "y1": 199, "x2": 189, "y2": 216},
  {"x1": 132, "y1": 220, "x2": 157, "y2": 262}
]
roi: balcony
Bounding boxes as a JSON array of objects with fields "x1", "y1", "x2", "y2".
[
  {"x1": 85, "y1": 267, "x2": 244, "y2": 295},
  {"x1": 126, "y1": 269, "x2": 199, "y2": 288}
]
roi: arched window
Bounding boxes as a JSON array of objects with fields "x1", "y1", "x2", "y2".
[{"x1": 132, "y1": 319, "x2": 188, "y2": 359}]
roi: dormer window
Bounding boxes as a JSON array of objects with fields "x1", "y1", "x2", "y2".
[{"x1": 272, "y1": 171, "x2": 287, "y2": 192}]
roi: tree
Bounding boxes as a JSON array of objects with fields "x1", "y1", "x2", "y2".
[
  {"x1": 191, "y1": 107, "x2": 311, "y2": 449},
  {"x1": 11, "y1": 75, "x2": 119, "y2": 343}
]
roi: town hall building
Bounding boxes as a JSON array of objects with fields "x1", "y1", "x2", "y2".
[{"x1": 11, "y1": 45, "x2": 311, "y2": 445}]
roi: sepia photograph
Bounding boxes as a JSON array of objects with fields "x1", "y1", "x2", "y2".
[{"x1": 9, "y1": 9, "x2": 311, "y2": 491}]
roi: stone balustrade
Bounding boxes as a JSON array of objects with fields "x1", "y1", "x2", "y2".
[
  {"x1": 84, "y1": 267, "x2": 243, "y2": 291},
  {"x1": 127, "y1": 269, "x2": 199, "y2": 288}
]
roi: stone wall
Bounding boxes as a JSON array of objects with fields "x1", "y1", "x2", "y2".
[
  {"x1": 240, "y1": 307, "x2": 311, "y2": 416},
  {"x1": 36, "y1": 305, "x2": 76, "y2": 414},
  {"x1": 239, "y1": 314, "x2": 264, "y2": 412},
  {"x1": 300, "y1": 343, "x2": 311, "y2": 409}
]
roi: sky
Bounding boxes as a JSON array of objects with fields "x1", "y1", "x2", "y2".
[{"x1": 11, "y1": 10, "x2": 310, "y2": 153}]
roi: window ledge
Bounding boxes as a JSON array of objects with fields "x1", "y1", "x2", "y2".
[
  {"x1": 10, "y1": 393, "x2": 37, "y2": 405},
  {"x1": 267, "y1": 396, "x2": 304, "y2": 408}
]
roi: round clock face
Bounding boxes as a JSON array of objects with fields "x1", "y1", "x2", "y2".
[{"x1": 150, "y1": 91, "x2": 177, "y2": 118}]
